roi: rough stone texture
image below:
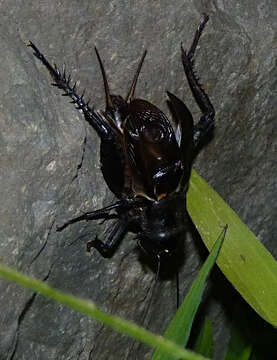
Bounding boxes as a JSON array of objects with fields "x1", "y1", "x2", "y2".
[{"x1": 0, "y1": 1, "x2": 276, "y2": 359}]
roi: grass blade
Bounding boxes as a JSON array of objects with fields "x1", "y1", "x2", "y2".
[
  {"x1": 0, "y1": 264, "x2": 210, "y2": 360},
  {"x1": 224, "y1": 326, "x2": 252, "y2": 360},
  {"x1": 151, "y1": 226, "x2": 226, "y2": 360},
  {"x1": 193, "y1": 317, "x2": 213, "y2": 358},
  {"x1": 187, "y1": 170, "x2": 277, "y2": 327}
]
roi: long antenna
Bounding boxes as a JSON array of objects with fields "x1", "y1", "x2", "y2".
[
  {"x1": 176, "y1": 269, "x2": 180, "y2": 308},
  {"x1": 125, "y1": 50, "x2": 147, "y2": 103},
  {"x1": 94, "y1": 47, "x2": 114, "y2": 111},
  {"x1": 126, "y1": 253, "x2": 161, "y2": 359},
  {"x1": 142, "y1": 254, "x2": 161, "y2": 325}
]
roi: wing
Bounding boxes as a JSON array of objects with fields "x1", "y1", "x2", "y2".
[
  {"x1": 123, "y1": 99, "x2": 183, "y2": 200},
  {"x1": 167, "y1": 92, "x2": 194, "y2": 187}
]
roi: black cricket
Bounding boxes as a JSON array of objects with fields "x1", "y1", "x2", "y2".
[{"x1": 28, "y1": 15, "x2": 214, "y2": 267}]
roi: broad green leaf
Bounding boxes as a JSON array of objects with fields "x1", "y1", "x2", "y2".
[
  {"x1": 224, "y1": 326, "x2": 252, "y2": 360},
  {"x1": 193, "y1": 317, "x2": 213, "y2": 358},
  {"x1": 187, "y1": 170, "x2": 277, "y2": 327},
  {"x1": 0, "y1": 264, "x2": 209, "y2": 360},
  {"x1": 151, "y1": 226, "x2": 226, "y2": 360}
]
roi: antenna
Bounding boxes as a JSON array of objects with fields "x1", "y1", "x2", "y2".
[
  {"x1": 94, "y1": 47, "x2": 114, "y2": 110},
  {"x1": 125, "y1": 50, "x2": 147, "y2": 102},
  {"x1": 126, "y1": 253, "x2": 161, "y2": 359}
]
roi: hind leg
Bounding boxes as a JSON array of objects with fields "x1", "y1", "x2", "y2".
[{"x1": 182, "y1": 14, "x2": 215, "y2": 147}]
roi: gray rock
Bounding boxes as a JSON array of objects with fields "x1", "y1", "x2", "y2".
[{"x1": 0, "y1": 1, "x2": 276, "y2": 359}]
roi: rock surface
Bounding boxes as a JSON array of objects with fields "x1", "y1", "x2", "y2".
[{"x1": 0, "y1": 1, "x2": 276, "y2": 359}]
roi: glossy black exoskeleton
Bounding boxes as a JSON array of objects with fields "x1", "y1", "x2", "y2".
[{"x1": 28, "y1": 14, "x2": 214, "y2": 265}]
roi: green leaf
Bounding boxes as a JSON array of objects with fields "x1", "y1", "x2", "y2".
[
  {"x1": 187, "y1": 170, "x2": 277, "y2": 327},
  {"x1": 193, "y1": 317, "x2": 213, "y2": 358},
  {"x1": 151, "y1": 226, "x2": 226, "y2": 360},
  {"x1": 0, "y1": 264, "x2": 209, "y2": 360},
  {"x1": 224, "y1": 326, "x2": 252, "y2": 360}
]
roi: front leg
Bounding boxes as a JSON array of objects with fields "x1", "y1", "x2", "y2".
[
  {"x1": 57, "y1": 201, "x2": 130, "y2": 258},
  {"x1": 56, "y1": 201, "x2": 125, "y2": 231},
  {"x1": 182, "y1": 14, "x2": 215, "y2": 147},
  {"x1": 87, "y1": 219, "x2": 129, "y2": 258}
]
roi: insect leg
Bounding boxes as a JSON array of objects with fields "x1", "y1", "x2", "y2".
[
  {"x1": 181, "y1": 14, "x2": 215, "y2": 147},
  {"x1": 87, "y1": 219, "x2": 129, "y2": 258},
  {"x1": 56, "y1": 201, "x2": 125, "y2": 231},
  {"x1": 27, "y1": 41, "x2": 112, "y2": 140}
]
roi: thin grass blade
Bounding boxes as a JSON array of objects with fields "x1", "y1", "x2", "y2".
[{"x1": 151, "y1": 226, "x2": 226, "y2": 360}]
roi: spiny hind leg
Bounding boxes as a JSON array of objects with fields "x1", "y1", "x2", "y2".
[{"x1": 182, "y1": 14, "x2": 215, "y2": 147}]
